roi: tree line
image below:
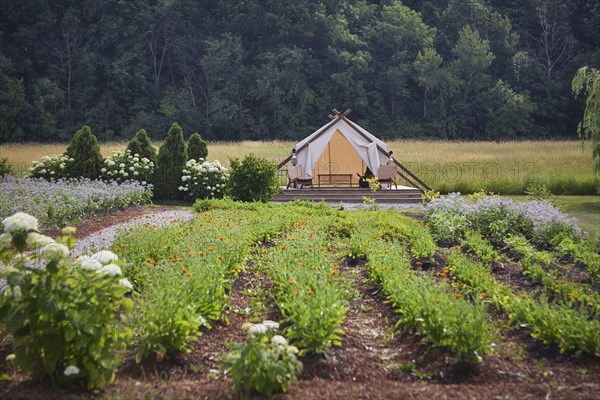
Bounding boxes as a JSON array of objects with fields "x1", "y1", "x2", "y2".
[{"x1": 0, "y1": 0, "x2": 598, "y2": 143}]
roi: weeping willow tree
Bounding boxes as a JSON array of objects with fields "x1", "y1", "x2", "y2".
[{"x1": 572, "y1": 66, "x2": 600, "y2": 192}]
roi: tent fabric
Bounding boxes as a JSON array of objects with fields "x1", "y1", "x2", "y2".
[{"x1": 293, "y1": 117, "x2": 389, "y2": 178}]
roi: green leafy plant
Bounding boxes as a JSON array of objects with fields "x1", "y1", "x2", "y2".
[
  {"x1": 461, "y1": 230, "x2": 499, "y2": 263},
  {"x1": 0, "y1": 157, "x2": 12, "y2": 176},
  {"x1": 468, "y1": 189, "x2": 498, "y2": 203},
  {"x1": 187, "y1": 132, "x2": 208, "y2": 161},
  {"x1": 425, "y1": 210, "x2": 469, "y2": 243},
  {"x1": 422, "y1": 190, "x2": 440, "y2": 205},
  {"x1": 366, "y1": 177, "x2": 380, "y2": 192},
  {"x1": 64, "y1": 125, "x2": 104, "y2": 179},
  {"x1": 227, "y1": 154, "x2": 280, "y2": 202},
  {"x1": 223, "y1": 321, "x2": 302, "y2": 396},
  {"x1": 525, "y1": 180, "x2": 557, "y2": 206},
  {"x1": 155, "y1": 122, "x2": 188, "y2": 199},
  {"x1": 0, "y1": 213, "x2": 132, "y2": 389}
]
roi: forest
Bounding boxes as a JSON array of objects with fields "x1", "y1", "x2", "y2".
[{"x1": 0, "y1": 0, "x2": 598, "y2": 142}]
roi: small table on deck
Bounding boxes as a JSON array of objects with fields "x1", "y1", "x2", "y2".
[{"x1": 318, "y1": 173, "x2": 353, "y2": 187}]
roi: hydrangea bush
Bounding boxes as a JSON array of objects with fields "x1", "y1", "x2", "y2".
[
  {"x1": 28, "y1": 154, "x2": 74, "y2": 181},
  {"x1": 179, "y1": 158, "x2": 228, "y2": 200},
  {"x1": 100, "y1": 149, "x2": 154, "y2": 186},
  {"x1": 0, "y1": 212, "x2": 133, "y2": 389}
]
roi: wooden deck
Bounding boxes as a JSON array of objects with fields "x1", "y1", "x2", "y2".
[{"x1": 273, "y1": 186, "x2": 422, "y2": 204}]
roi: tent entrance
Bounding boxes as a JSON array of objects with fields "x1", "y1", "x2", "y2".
[{"x1": 312, "y1": 129, "x2": 365, "y2": 186}]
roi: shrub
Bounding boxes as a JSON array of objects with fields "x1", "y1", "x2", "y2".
[
  {"x1": 223, "y1": 322, "x2": 301, "y2": 396},
  {"x1": 0, "y1": 157, "x2": 12, "y2": 176},
  {"x1": 227, "y1": 154, "x2": 280, "y2": 202},
  {"x1": 0, "y1": 213, "x2": 132, "y2": 389},
  {"x1": 65, "y1": 125, "x2": 104, "y2": 179},
  {"x1": 27, "y1": 154, "x2": 73, "y2": 181},
  {"x1": 100, "y1": 149, "x2": 154, "y2": 186},
  {"x1": 179, "y1": 158, "x2": 228, "y2": 199},
  {"x1": 425, "y1": 210, "x2": 469, "y2": 243},
  {"x1": 187, "y1": 132, "x2": 208, "y2": 161},
  {"x1": 126, "y1": 129, "x2": 157, "y2": 167},
  {"x1": 155, "y1": 122, "x2": 188, "y2": 199}
]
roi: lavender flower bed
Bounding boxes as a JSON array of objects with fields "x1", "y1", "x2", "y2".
[
  {"x1": 0, "y1": 176, "x2": 152, "y2": 230},
  {"x1": 425, "y1": 193, "x2": 583, "y2": 246}
]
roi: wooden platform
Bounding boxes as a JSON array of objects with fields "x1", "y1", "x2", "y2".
[{"x1": 273, "y1": 186, "x2": 423, "y2": 204}]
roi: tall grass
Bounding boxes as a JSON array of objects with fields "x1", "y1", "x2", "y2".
[{"x1": 1, "y1": 140, "x2": 597, "y2": 195}]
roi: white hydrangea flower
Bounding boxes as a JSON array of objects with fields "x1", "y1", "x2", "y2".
[
  {"x1": 50, "y1": 171, "x2": 55, "y2": 175},
  {"x1": 64, "y1": 365, "x2": 80, "y2": 376},
  {"x1": 263, "y1": 320, "x2": 280, "y2": 330},
  {"x1": 99, "y1": 263, "x2": 122, "y2": 276},
  {"x1": 79, "y1": 258, "x2": 102, "y2": 271},
  {"x1": 41, "y1": 243, "x2": 69, "y2": 261},
  {"x1": 247, "y1": 323, "x2": 268, "y2": 336},
  {"x1": 101, "y1": 168, "x2": 107, "y2": 173},
  {"x1": 0, "y1": 232, "x2": 12, "y2": 244},
  {"x1": 59, "y1": 163, "x2": 65, "y2": 169},
  {"x1": 26, "y1": 232, "x2": 55, "y2": 247},
  {"x1": 119, "y1": 163, "x2": 126, "y2": 168},
  {"x1": 39, "y1": 169, "x2": 47, "y2": 174},
  {"x1": 119, "y1": 278, "x2": 133, "y2": 290},
  {"x1": 2, "y1": 212, "x2": 39, "y2": 233},
  {"x1": 90, "y1": 250, "x2": 118, "y2": 264},
  {"x1": 133, "y1": 171, "x2": 139, "y2": 176},
  {"x1": 108, "y1": 160, "x2": 115, "y2": 167},
  {"x1": 129, "y1": 166, "x2": 135, "y2": 171},
  {"x1": 271, "y1": 335, "x2": 287, "y2": 346}
]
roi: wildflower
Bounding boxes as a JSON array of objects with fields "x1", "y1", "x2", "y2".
[
  {"x1": 99, "y1": 263, "x2": 122, "y2": 276},
  {"x1": 415, "y1": 261, "x2": 422, "y2": 265},
  {"x1": 307, "y1": 290, "x2": 313, "y2": 296},
  {"x1": 288, "y1": 279, "x2": 295, "y2": 285},
  {"x1": 2, "y1": 212, "x2": 39, "y2": 233},
  {"x1": 455, "y1": 293, "x2": 462, "y2": 299},
  {"x1": 64, "y1": 365, "x2": 80, "y2": 376}
]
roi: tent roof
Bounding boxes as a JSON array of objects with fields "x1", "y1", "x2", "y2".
[{"x1": 288, "y1": 110, "x2": 391, "y2": 178}]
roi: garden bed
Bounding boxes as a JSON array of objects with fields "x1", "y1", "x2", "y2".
[{"x1": 1, "y1": 201, "x2": 599, "y2": 399}]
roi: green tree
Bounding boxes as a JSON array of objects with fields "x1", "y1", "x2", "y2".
[
  {"x1": 127, "y1": 128, "x2": 158, "y2": 166},
  {"x1": 65, "y1": 125, "x2": 104, "y2": 179},
  {"x1": 187, "y1": 132, "x2": 208, "y2": 160},
  {"x1": 483, "y1": 80, "x2": 536, "y2": 138},
  {"x1": 572, "y1": 67, "x2": 600, "y2": 177},
  {"x1": 155, "y1": 122, "x2": 188, "y2": 199}
]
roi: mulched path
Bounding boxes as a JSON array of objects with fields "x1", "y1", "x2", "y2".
[{"x1": 1, "y1": 205, "x2": 599, "y2": 399}]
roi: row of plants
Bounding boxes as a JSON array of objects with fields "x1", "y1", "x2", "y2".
[
  {"x1": 0, "y1": 176, "x2": 151, "y2": 229},
  {"x1": 259, "y1": 217, "x2": 349, "y2": 356},
  {"x1": 446, "y1": 252, "x2": 600, "y2": 355},
  {"x1": 351, "y1": 222, "x2": 493, "y2": 363}
]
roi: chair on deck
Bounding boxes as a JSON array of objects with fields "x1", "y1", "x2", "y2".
[
  {"x1": 287, "y1": 165, "x2": 313, "y2": 189},
  {"x1": 377, "y1": 164, "x2": 397, "y2": 189}
]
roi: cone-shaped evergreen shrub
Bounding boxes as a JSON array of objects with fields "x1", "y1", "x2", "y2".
[
  {"x1": 127, "y1": 129, "x2": 157, "y2": 166},
  {"x1": 227, "y1": 154, "x2": 280, "y2": 202},
  {"x1": 155, "y1": 122, "x2": 188, "y2": 199},
  {"x1": 187, "y1": 132, "x2": 208, "y2": 161},
  {"x1": 65, "y1": 125, "x2": 103, "y2": 179}
]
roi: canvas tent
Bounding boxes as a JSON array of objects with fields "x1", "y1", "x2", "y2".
[{"x1": 287, "y1": 110, "x2": 391, "y2": 184}]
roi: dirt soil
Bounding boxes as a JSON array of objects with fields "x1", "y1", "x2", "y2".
[{"x1": 1, "y1": 205, "x2": 599, "y2": 399}]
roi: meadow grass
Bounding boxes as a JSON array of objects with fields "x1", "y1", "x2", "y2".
[{"x1": 1, "y1": 140, "x2": 597, "y2": 195}]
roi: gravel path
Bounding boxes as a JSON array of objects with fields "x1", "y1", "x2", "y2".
[{"x1": 72, "y1": 210, "x2": 195, "y2": 257}]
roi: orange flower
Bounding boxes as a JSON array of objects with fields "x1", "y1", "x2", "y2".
[
  {"x1": 288, "y1": 279, "x2": 295, "y2": 285},
  {"x1": 280, "y1": 245, "x2": 287, "y2": 250},
  {"x1": 307, "y1": 290, "x2": 313, "y2": 296},
  {"x1": 434, "y1": 299, "x2": 440, "y2": 303},
  {"x1": 415, "y1": 261, "x2": 422, "y2": 265},
  {"x1": 181, "y1": 268, "x2": 187, "y2": 273},
  {"x1": 293, "y1": 290, "x2": 300, "y2": 296},
  {"x1": 454, "y1": 293, "x2": 461, "y2": 299},
  {"x1": 261, "y1": 249, "x2": 267, "y2": 254},
  {"x1": 199, "y1": 251, "x2": 205, "y2": 256},
  {"x1": 327, "y1": 278, "x2": 333, "y2": 283},
  {"x1": 188, "y1": 252, "x2": 193, "y2": 257},
  {"x1": 208, "y1": 247, "x2": 214, "y2": 251},
  {"x1": 217, "y1": 255, "x2": 223, "y2": 260},
  {"x1": 380, "y1": 266, "x2": 388, "y2": 271},
  {"x1": 404, "y1": 277, "x2": 410, "y2": 281},
  {"x1": 330, "y1": 269, "x2": 337, "y2": 275}
]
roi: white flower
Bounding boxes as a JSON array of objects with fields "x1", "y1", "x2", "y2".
[
  {"x1": 90, "y1": 250, "x2": 118, "y2": 264},
  {"x1": 119, "y1": 163, "x2": 126, "y2": 168},
  {"x1": 123, "y1": 172, "x2": 129, "y2": 177},
  {"x1": 286, "y1": 345, "x2": 299, "y2": 354},
  {"x1": 50, "y1": 171, "x2": 55, "y2": 175},
  {"x1": 119, "y1": 278, "x2": 133, "y2": 290},
  {"x1": 101, "y1": 168, "x2": 107, "y2": 173},
  {"x1": 181, "y1": 175, "x2": 189, "y2": 181},
  {"x1": 271, "y1": 335, "x2": 287, "y2": 346},
  {"x1": 133, "y1": 157, "x2": 139, "y2": 162},
  {"x1": 133, "y1": 171, "x2": 139, "y2": 176},
  {"x1": 64, "y1": 365, "x2": 80, "y2": 376},
  {"x1": 79, "y1": 258, "x2": 102, "y2": 271},
  {"x1": 2, "y1": 212, "x2": 39, "y2": 233},
  {"x1": 129, "y1": 166, "x2": 135, "y2": 171},
  {"x1": 247, "y1": 323, "x2": 268, "y2": 336},
  {"x1": 59, "y1": 163, "x2": 65, "y2": 169},
  {"x1": 26, "y1": 232, "x2": 55, "y2": 247},
  {"x1": 41, "y1": 243, "x2": 69, "y2": 261},
  {"x1": 39, "y1": 169, "x2": 47, "y2": 174},
  {"x1": 263, "y1": 320, "x2": 280, "y2": 330},
  {"x1": 108, "y1": 160, "x2": 116, "y2": 167},
  {"x1": 69, "y1": 158, "x2": 74, "y2": 162},
  {"x1": 178, "y1": 186, "x2": 185, "y2": 191},
  {"x1": 141, "y1": 181, "x2": 147, "y2": 185},
  {"x1": 99, "y1": 263, "x2": 122, "y2": 276}
]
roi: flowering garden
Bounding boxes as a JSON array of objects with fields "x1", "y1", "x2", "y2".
[{"x1": 1, "y1": 186, "x2": 599, "y2": 398}]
